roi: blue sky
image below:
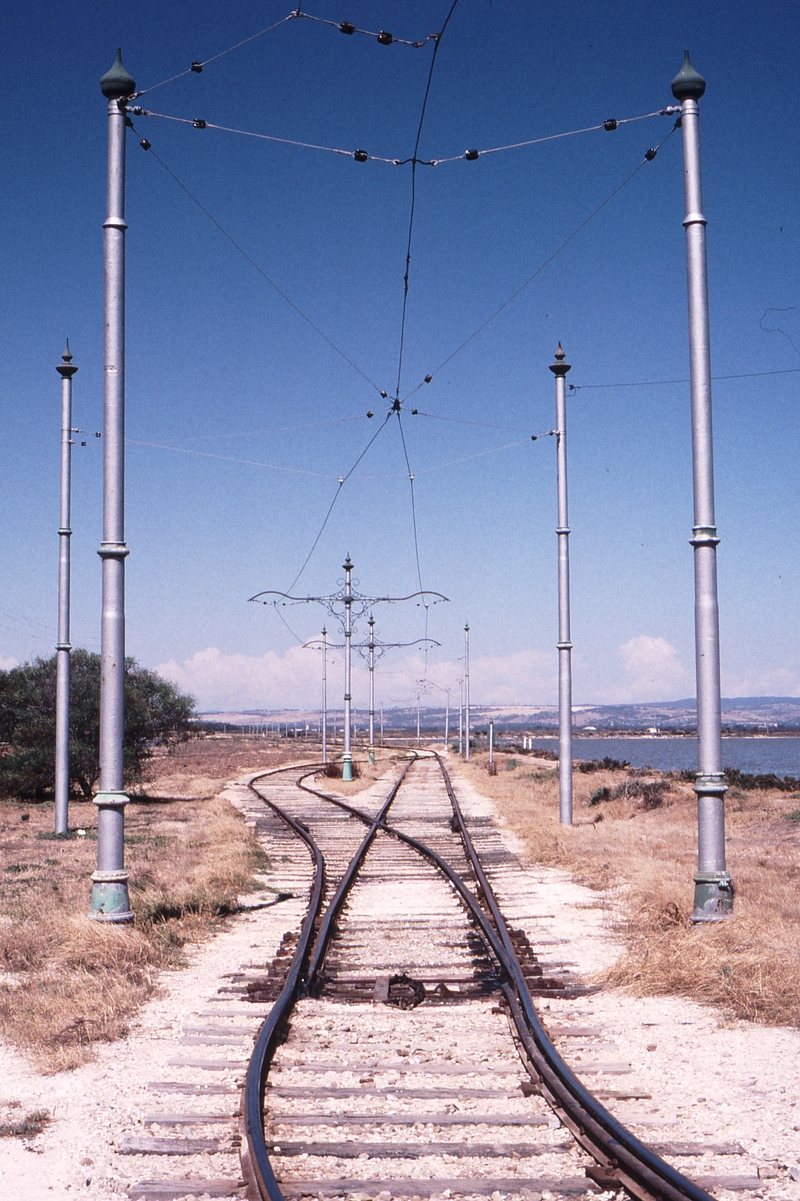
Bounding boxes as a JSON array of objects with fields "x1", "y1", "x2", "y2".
[{"x1": 1, "y1": 1, "x2": 798, "y2": 711}]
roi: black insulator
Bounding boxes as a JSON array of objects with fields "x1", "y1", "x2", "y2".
[
  {"x1": 604, "y1": 118, "x2": 618, "y2": 131},
  {"x1": 465, "y1": 148, "x2": 479, "y2": 161},
  {"x1": 191, "y1": 61, "x2": 203, "y2": 73},
  {"x1": 140, "y1": 138, "x2": 151, "y2": 151},
  {"x1": 531, "y1": 435, "x2": 538, "y2": 442},
  {"x1": 380, "y1": 390, "x2": 388, "y2": 398},
  {"x1": 354, "y1": 148, "x2": 368, "y2": 162},
  {"x1": 193, "y1": 118, "x2": 207, "y2": 129},
  {"x1": 366, "y1": 410, "x2": 374, "y2": 418},
  {"x1": 377, "y1": 30, "x2": 393, "y2": 45},
  {"x1": 339, "y1": 21, "x2": 355, "y2": 35},
  {"x1": 411, "y1": 409, "x2": 418, "y2": 415},
  {"x1": 132, "y1": 106, "x2": 144, "y2": 116},
  {"x1": 645, "y1": 147, "x2": 657, "y2": 160},
  {"x1": 81, "y1": 441, "x2": 87, "y2": 446},
  {"x1": 95, "y1": 431, "x2": 102, "y2": 437},
  {"x1": 424, "y1": 374, "x2": 432, "y2": 383},
  {"x1": 124, "y1": 116, "x2": 133, "y2": 127}
]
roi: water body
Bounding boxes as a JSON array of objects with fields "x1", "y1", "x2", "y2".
[{"x1": 527, "y1": 736, "x2": 800, "y2": 777}]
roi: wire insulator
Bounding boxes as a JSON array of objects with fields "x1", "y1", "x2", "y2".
[
  {"x1": 124, "y1": 116, "x2": 134, "y2": 128},
  {"x1": 531, "y1": 435, "x2": 538, "y2": 441},
  {"x1": 424, "y1": 374, "x2": 432, "y2": 383},
  {"x1": 604, "y1": 119, "x2": 618, "y2": 131},
  {"x1": 339, "y1": 21, "x2": 355, "y2": 35},
  {"x1": 191, "y1": 61, "x2": 203, "y2": 73},
  {"x1": 366, "y1": 410, "x2": 374, "y2": 418},
  {"x1": 645, "y1": 147, "x2": 657, "y2": 160},
  {"x1": 380, "y1": 390, "x2": 388, "y2": 398},
  {"x1": 131, "y1": 106, "x2": 144, "y2": 116},
  {"x1": 354, "y1": 148, "x2": 368, "y2": 162},
  {"x1": 465, "y1": 148, "x2": 479, "y2": 161},
  {"x1": 411, "y1": 408, "x2": 418, "y2": 415},
  {"x1": 193, "y1": 118, "x2": 207, "y2": 129},
  {"x1": 140, "y1": 138, "x2": 151, "y2": 151},
  {"x1": 377, "y1": 30, "x2": 393, "y2": 45}
]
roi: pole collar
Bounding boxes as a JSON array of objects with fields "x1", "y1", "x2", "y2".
[
  {"x1": 682, "y1": 212, "x2": 707, "y2": 228},
  {"x1": 91, "y1": 869, "x2": 130, "y2": 884},
  {"x1": 689, "y1": 526, "x2": 720, "y2": 547},
  {"x1": 56, "y1": 642, "x2": 72, "y2": 651},
  {"x1": 103, "y1": 217, "x2": 129, "y2": 231},
  {"x1": 556, "y1": 641, "x2": 573, "y2": 650},
  {"x1": 693, "y1": 771, "x2": 728, "y2": 796},
  {"x1": 58, "y1": 527, "x2": 72, "y2": 536},
  {"x1": 93, "y1": 790, "x2": 131, "y2": 807},
  {"x1": 556, "y1": 526, "x2": 571, "y2": 535},
  {"x1": 98, "y1": 541, "x2": 130, "y2": 559}
]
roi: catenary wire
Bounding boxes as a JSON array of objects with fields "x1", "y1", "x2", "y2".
[
  {"x1": 168, "y1": 414, "x2": 368, "y2": 445},
  {"x1": 570, "y1": 366, "x2": 800, "y2": 390},
  {"x1": 402, "y1": 121, "x2": 681, "y2": 404},
  {"x1": 394, "y1": 0, "x2": 461, "y2": 402},
  {"x1": 126, "y1": 438, "x2": 338, "y2": 477},
  {"x1": 130, "y1": 124, "x2": 385, "y2": 397}
]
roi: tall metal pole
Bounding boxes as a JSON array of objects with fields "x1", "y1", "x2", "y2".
[
  {"x1": 464, "y1": 623, "x2": 471, "y2": 760},
  {"x1": 380, "y1": 704, "x2": 384, "y2": 745},
  {"x1": 444, "y1": 691, "x2": 449, "y2": 748},
  {"x1": 92, "y1": 50, "x2": 135, "y2": 922},
  {"x1": 321, "y1": 626, "x2": 328, "y2": 765},
  {"x1": 489, "y1": 718, "x2": 494, "y2": 767},
  {"x1": 672, "y1": 52, "x2": 732, "y2": 920},
  {"x1": 368, "y1": 615, "x2": 376, "y2": 765},
  {"x1": 416, "y1": 695, "x2": 421, "y2": 749},
  {"x1": 550, "y1": 344, "x2": 573, "y2": 826},
  {"x1": 54, "y1": 343, "x2": 77, "y2": 835},
  {"x1": 342, "y1": 555, "x2": 354, "y2": 781},
  {"x1": 458, "y1": 679, "x2": 463, "y2": 755}
]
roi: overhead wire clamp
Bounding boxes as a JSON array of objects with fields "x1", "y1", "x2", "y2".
[
  {"x1": 191, "y1": 61, "x2": 203, "y2": 73},
  {"x1": 465, "y1": 148, "x2": 479, "y2": 161},
  {"x1": 193, "y1": 118, "x2": 207, "y2": 129},
  {"x1": 645, "y1": 146, "x2": 658, "y2": 160},
  {"x1": 377, "y1": 31, "x2": 393, "y2": 45},
  {"x1": 354, "y1": 148, "x2": 368, "y2": 162},
  {"x1": 603, "y1": 119, "x2": 618, "y2": 131},
  {"x1": 339, "y1": 21, "x2": 355, "y2": 35}
]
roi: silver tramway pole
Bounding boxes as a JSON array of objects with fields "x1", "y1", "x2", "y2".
[
  {"x1": 458, "y1": 679, "x2": 463, "y2": 755},
  {"x1": 444, "y1": 691, "x2": 449, "y2": 748},
  {"x1": 464, "y1": 623, "x2": 471, "y2": 760},
  {"x1": 550, "y1": 344, "x2": 574, "y2": 826},
  {"x1": 342, "y1": 555, "x2": 354, "y2": 781},
  {"x1": 368, "y1": 615, "x2": 376, "y2": 764},
  {"x1": 92, "y1": 50, "x2": 135, "y2": 922},
  {"x1": 672, "y1": 52, "x2": 732, "y2": 920},
  {"x1": 54, "y1": 343, "x2": 77, "y2": 835},
  {"x1": 321, "y1": 626, "x2": 328, "y2": 765}
]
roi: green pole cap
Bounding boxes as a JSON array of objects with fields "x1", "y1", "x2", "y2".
[
  {"x1": 671, "y1": 50, "x2": 705, "y2": 101},
  {"x1": 100, "y1": 48, "x2": 136, "y2": 99}
]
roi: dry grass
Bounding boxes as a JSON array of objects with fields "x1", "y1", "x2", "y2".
[
  {"x1": 458, "y1": 751, "x2": 800, "y2": 1027},
  {"x1": 0, "y1": 736, "x2": 310, "y2": 1071}
]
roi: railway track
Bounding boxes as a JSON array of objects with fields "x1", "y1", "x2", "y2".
[{"x1": 234, "y1": 753, "x2": 724, "y2": 1201}]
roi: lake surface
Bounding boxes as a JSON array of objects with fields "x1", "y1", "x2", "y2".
[{"x1": 526, "y1": 736, "x2": 800, "y2": 776}]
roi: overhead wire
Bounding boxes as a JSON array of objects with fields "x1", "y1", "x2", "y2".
[
  {"x1": 166, "y1": 414, "x2": 369, "y2": 445},
  {"x1": 401, "y1": 118, "x2": 682, "y2": 404},
  {"x1": 129, "y1": 122, "x2": 385, "y2": 397},
  {"x1": 125, "y1": 438, "x2": 339, "y2": 477},
  {"x1": 570, "y1": 366, "x2": 800, "y2": 391}
]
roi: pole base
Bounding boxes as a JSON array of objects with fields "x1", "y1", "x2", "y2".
[
  {"x1": 691, "y1": 871, "x2": 733, "y2": 923},
  {"x1": 90, "y1": 870, "x2": 133, "y2": 923},
  {"x1": 342, "y1": 755, "x2": 353, "y2": 782}
]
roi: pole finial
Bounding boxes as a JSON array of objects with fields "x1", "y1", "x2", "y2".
[
  {"x1": 671, "y1": 50, "x2": 706, "y2": 101},
  {"x1": 100, "y1": 48, "x2": 136, "y2": 99},
  {"x1": 62, "y1": 340, "x2": 73, "y2": 363},
  {"x1": 549, "y1": 343, "x2": 572, "y2": 376},
  {"x1": 343, "y1": 553, "x2": 353, "y2": 570},
  {"x1": 57, "y1": 340, "x2": 78, "y2": 378}
]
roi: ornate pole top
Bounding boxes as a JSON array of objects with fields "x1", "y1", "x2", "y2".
[
  {"x1": 549, "y1": 342, "x2": 572, "y2": 376},
  {"x1": 671, "y1": 50, "x2": 706, "y2": 102}
]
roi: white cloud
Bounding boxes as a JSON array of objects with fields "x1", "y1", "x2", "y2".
[
  {"x1": 0, "y1": 654, "x2": 16, "y2": 672},
  {"x1": 612, "y1": 635, "x2": 691, "y2": 702},
  {"x1": 721, "y1": 666, "x2": 800, "y2": 698},
  {"x1": 157, "y1": 645, "x2": 557, "y2": 712}
]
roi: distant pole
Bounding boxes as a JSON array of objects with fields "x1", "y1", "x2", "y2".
[
  {"x1": 458, "y1": 679, "x2": 463, "y2": 755},
  {"x1": 444, "y1": 691, "x2": 450, "y2": 748},
  {"x1": 342, "y1": 555, "x2": 354, "y2": 780},
  {"x1": 464, "y1": 624, "x2": 471, "y2": 760},
  {"x1": 380, "y1": 704, "x2": 384, "y2": 745},
  {"x1": 489, "y1": 719, "x2": 494, "y2": 767},
  {"x1": 368, "y1": 615, "x2": 375, "y2": 765},
  {"x1": 92, "y1": 50, "x2": 136, "y2": 923},
  {"x1": 550, "y1": 343, "x2": 573, "y2": 826},
  {"x1": 54, "y1": 343, "x2": 77, "y2": 835},
  {"x1": 672, "y1": 52, "x2": 732, "y2": 920},
  {"x1": 321, "y1": 626, "x2": 328, "y2": 765},
  {"x1": 416, "y1": 695, "x2": 421, "y2": 749}
]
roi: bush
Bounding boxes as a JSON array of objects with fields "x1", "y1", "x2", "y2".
[
  {"x1": 724, "y1": 767, "x2": 800, "y2": 792},
  {"x1": 0, "y1": 651, "x2": 195, "y2": 799}
]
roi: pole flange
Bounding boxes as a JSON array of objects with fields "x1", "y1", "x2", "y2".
[
  {"x1": 98, "y1": 541, "x2": 130, "y2": 560},
  {"x1": 342, "y1": 753, "x2": 353, "y2": 782},
  {"x1": 693, "y1": 771, "x2": 727, "y2": 797},
  {"x1": 689, "y1": 525, "x2": 720, "y2": 547},
  {"x1": 93, "y1": 789, "x2": 131, "y2": 807},
  {"x1": 691, "y1": 870, "x2": 733, "y2": 922},
  {"x1": 89, "y1": 869, "x2": 133, "y2": 922}
]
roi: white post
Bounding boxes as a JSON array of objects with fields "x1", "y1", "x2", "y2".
[
  {"x1": 54, "y1": 343, "x2": 77, "y2": 835},
  {"x1": 550, "y1": 343, "x2": 573, "y2": 826}
]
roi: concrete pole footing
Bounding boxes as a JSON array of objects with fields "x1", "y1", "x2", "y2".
[{"x1": 691, "y1": 871, "x2": 733, "y2": 922}]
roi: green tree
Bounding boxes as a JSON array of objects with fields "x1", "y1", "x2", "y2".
[{"x1": 0, "y1": 650, "x2": 196, "y2": 799}]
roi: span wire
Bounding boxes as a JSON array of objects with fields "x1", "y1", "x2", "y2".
[
  {"x1": 403, "y1": 120, "x2": 682, "y2": 404},
  {"x1": 130, "y1": 124, "x2": 385, "y2": 398},
  {"x1": 570, "y1": 366, "x2": 800, "y2": 391}
]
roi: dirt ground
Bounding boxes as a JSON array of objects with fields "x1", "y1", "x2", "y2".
[
  {"x1": 459, "y1": 749, "x2": 800, "y2": 1027},
  {"x1": 0, "y1": 735, "x2": 317, "y2": 1069}
]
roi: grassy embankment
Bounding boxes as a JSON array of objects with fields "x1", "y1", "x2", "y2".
[
  {"x1": 0, "y1": 737, "x2": 315, "y2": 1071},
  {"x1": 459, "y1": 751, "x2": 800, "y2": 1027}
]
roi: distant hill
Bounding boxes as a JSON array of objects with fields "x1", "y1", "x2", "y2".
[{"x1": 201, "y1": 696, "x2": 800, "y2": 733}]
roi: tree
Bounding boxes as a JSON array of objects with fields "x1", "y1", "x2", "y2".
[{"x1": 0, "y1": 651, "x2": 196, "y2": 799}]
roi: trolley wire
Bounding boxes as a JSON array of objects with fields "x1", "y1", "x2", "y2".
[
  {"x1": 402, "y1": 119, "x2": 682, "y2": 405},
  {"x1": 570, "y1": 366, "x2": 800, "y2": 391}
]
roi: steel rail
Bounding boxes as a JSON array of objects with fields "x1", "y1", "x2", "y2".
[
  {"x1": 434, "y1": 753, "x2": 715, "y2": 1201},
  {"x1": 241, "y1": 757, "x2": 414, "y2": 1201}
]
